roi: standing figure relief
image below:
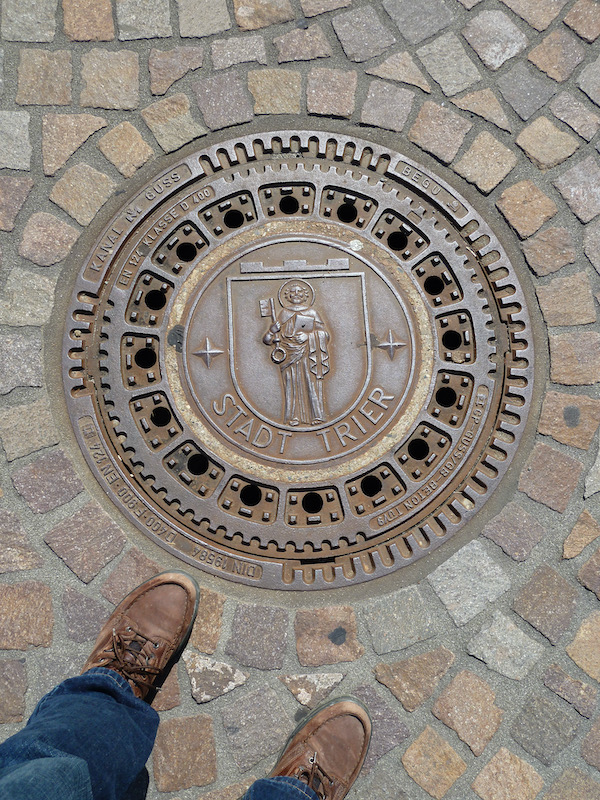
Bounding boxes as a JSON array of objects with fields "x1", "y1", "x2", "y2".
[{"x1": 261, "y1": 279, "x2": 330, "y2": 427}]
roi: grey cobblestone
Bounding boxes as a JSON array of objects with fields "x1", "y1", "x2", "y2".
[
  {"x1": 149, "y1": 46, "x2": 204, "y2": 94},
  {"x1": 427, "y1": 540, "x2": 510, "y2": 626},
  {"x1": 212, "y1": 35, "x2": 266, "y2": 69},
  {"x1": 382, "y1": 0, "x2": 454, "y2": 45},
  {"x1": 142, "y1": 93, "x2": 206, "y2": 152},
  {"x1": 468, "y1": 611, "x2": 545, "y2": 679},
  {"x1": 0, "y1": 111, "x2": 31, "y2": 169},
  {"x1": 510, "y1": 694, "x2": 579, "y2": 766},
  {"x1": 0, "y1": 396, "x2": 59, "y2": 461},
  {"x1": 0, "y1": 510, "x2": 43, "y2": 575},
  {"x1": 360, "y1": 80, "x2": 414, "y2": 132},
  {"x1": 352, "y1": 685, "x2": 410, "y2": 773},
  {"x1": 364, "y1": 586, "x2": 442, "y2": 653},
  {"x1": 553, "y1": 155, "x2": 600, "y2": 222},
  {"x1": 176, "y1": 0, "x2": 231, "y2": 37},
  {"x1": 221, "y1": 688, "x2": 291, "y2": 771},
  {"x1": 194, "y1": 71, "x2": 254, "y2": 129},
  {"x1": 0, "y1": 331, "x2": 43, "y2": 395},
  {"x1": 482, "y1": 502, "x2": 545, "y2": 561},
  {"x1": 274, "y1": 25, "x2": 332, "y2": 63},
  {"x1": 300, "y1": 0, "x2": 349, "y2": 14},
  {"x1": 551, "y1": 92, "x2": 600, "y2": 141},
  {"x1": 462, "y1": 10, "x2": 528, "y2": 70},
  {"x1": 366, "y1": 52, "x2": 430, "y2": 92},
  {"x1": 332, "y1": 7, "x2": 396, "y2": 62},
  {"x1": 578, "y1": 54, "x2": 600, "y2": 107},
  {"x1": 44, "y1": 503, "x2": 127, "y2": 583},
  {"x1": 497, "y1": 63, "x2": 557, "y2": 120},
  {"x1": 225, "y1": 604, "x2": 288, "y2": 669},
  {"x1": 1, "y1": 0, "x2": 57, "y2": 42},
  {"x1": 417, "y1": 32, "x2": 481, "y2": 96},
  {"x1": 0, "y1": 268, "x2": 58, "y2": 326},
  {"x1": 116, "y1": 0, "x2": 173, "y2": 40}
]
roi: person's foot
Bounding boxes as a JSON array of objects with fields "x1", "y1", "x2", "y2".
[
  {"x1": 269, "y1": 698, "x2": 371, "y2": 800},
  {"x1": 81, "y1": 571, "x2": 199, "y2": 703}
]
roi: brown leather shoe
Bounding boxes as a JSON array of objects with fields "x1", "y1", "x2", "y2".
[
  {"x1": 269, "y1": 698, "x2": 371, "y2": 800},
  {"x1": 81, "y1": 571, "x2": 199, "y2": 702}
]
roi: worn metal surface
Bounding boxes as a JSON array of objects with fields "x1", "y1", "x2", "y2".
[{"x1": 63, "y1": 131, "x2": 534, "y2": 590}]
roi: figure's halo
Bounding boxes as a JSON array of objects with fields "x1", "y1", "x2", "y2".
[{"x1": 278, "y1": 279, "x2": 315, "y2": 310}]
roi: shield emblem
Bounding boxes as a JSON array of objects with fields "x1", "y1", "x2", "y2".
[{"x1": 227, "y1": 272, "x2": 371, "y2": 432}]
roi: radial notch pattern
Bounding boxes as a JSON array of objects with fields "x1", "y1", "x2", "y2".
[{"x1": 63, "y1": 131, "x2": 533, "y2": 590}]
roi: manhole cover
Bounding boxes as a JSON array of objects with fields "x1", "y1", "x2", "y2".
[{"x1": 64, "y1": 131, "x2": 534, "y2": 590}]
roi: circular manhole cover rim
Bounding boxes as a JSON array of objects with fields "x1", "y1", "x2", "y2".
[{"x1": 62, "y1": 129, "x2": 534, "y2": 591}]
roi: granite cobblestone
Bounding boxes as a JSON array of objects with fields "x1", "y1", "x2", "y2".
[
  {"x1": 42, "y1": 113, "x2": 107, "y2": 177},
  {"x1": 0, "y1": 332, "x2": 44, "y2": 396},
  {"x1": 1, "y1": 1, "x2": 600, "y2": 796}
]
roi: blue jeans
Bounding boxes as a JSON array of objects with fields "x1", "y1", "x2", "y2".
[{"x1": 0, "y1": 669, "x2": 317, "y2": 800}]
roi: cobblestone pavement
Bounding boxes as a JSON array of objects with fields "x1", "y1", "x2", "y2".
[{"x1": 1, "y1": 0, "x2": 600, "y2": 798}]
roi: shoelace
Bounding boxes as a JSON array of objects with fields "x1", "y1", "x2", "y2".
[
  {"x1": 102, "y1": 626, "x2": 162, "y2": 693},
  {"x1": 296, "y1": 752, "x2": 335, "y2": 800}
]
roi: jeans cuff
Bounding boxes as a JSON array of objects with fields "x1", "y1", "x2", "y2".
[{"x1": 83, "y1": 667, "x2": 134, "y2": 696}]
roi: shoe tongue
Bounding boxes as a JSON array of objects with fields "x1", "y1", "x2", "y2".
[{"x1": 128, "y1": 640, "x2": 143, "y2": 653}]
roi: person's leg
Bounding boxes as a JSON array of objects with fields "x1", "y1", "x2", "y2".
[
  {"x1": 241, "y1": 698, "x2": 371, "y2": 800},
  {"x1": 0, "y1": 571, "x2": 199, "y2": 800},
  {"x1": 243, "y1": 777, "x2": 319, "y2": 800},
  {"x1": 0, "y1": 668, "x2": 158, "y2": 800}
]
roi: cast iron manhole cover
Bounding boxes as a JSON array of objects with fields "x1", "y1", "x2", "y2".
[{"x1": 64, "y1": 131, "x2": 534, "y2": 590}]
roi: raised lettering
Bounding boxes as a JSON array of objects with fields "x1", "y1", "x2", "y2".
[
  {"x1": 359, "y1": 401, "x2": 383, "y2": 425},
  {"x1": 351, "y1": 414, "x2": 367, "y2": 434},
  {"x1": 226, "y1": 406, "x2": 247, "y2": 428},
  {"x1": 316, "y1": 428, "x2": 332, "y2": 452},
  {"x1": 277, "y1": 430, "x2": 292, "y2": 454},
  {"x1": 368, "y1": 387, "x2": 394, "y2": 409},
  {"x1": 334, "y1": 422, "x2": 357, "y2": 447},
  {"x1": 252, "y1": 424, "x2": 273, "y2": 448},
  {"x1": 212, "y1": 393, "x2": 236, "y2": 416},
  {"x1": 233, "y1": 418, "x2": 253, "y2": 441}
]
